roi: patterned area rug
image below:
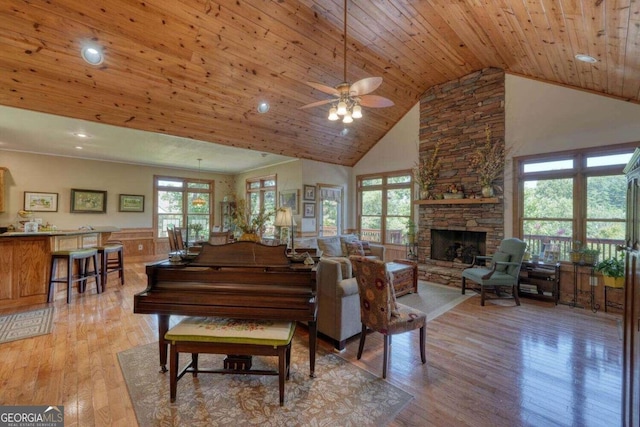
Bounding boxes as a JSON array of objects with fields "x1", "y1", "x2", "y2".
[
  {"x1": 118, "y1": 337, "x2": 412, "y2": 426},
  {"x1": 0, "y1": 307, "x2": 54, "y2": 344},
  {"x1": 398, "y1": 281, "x2": 475, "y2": 321}
]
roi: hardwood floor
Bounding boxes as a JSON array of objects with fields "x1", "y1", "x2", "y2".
[{"x1": 0, "y1": 259, "x2": 622, "y2": 426}]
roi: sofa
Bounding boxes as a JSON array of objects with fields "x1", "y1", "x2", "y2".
[{"x1": 299, "y1": 234, "x2": 385, "y2": 350}]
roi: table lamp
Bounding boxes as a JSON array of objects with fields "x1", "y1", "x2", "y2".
[{"x1": 275, "y1": 207, "x2": 296, "y2": 253}]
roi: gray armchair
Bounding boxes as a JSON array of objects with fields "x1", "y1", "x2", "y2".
[
  {"x1": 461, "y1": 238, "x2": 527, "y2": 306},
  {"x1": 315, "y1": 258, "x2": 362, "y2": 350}
]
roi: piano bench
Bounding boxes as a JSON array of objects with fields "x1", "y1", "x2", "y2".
[{"x1": 165, "y1": 317, "x2": 296, "y2": 406}]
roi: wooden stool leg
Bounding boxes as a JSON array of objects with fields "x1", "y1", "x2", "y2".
[
  {"x1": 78, "y1": 258, "x2": 86, "y2": 294},
  {"x1": 170, "y1": 345, "x2": 179, "y2": 402},
  {"x1": 92, "y1": 253, "x2": 101, "y2": 293},
  {"x1": 278, "y1": 346, "x2": 286, "y2": 406},
  {"x1": 100, "y1": 251, "x2": 108, "y2": 291},
  {"x1": 67, "y1": 258, "x2": 73, "y2": 304},
  {"x1": 48, "y1": 258, "x2": 57, "y2": 303},
  {"x1": 118, "y1": 249, "x2": 125, "y2": 285},
  {"x1": 192, "y1": 353, "x2": 199, "y2": 377}
]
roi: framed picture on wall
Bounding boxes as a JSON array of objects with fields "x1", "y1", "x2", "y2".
[
  {"x1": 279, "y1": 189, "x2": 299, "y2": 215},
  {"x1": 303, "y1": 202, "x2": 315, "y2": 218},
  {"x1": 119, "y1": 194, "x2": 145, "y2": 212},
  {"x1": 24, "y1": 191, "x2": 58, "y2": 212},
  {"x1": 70, "y1": 189, "x2": 107, "y2": 213},
  {"x1": 303, "y1": 185, "x2": 316, "y2": 201}
]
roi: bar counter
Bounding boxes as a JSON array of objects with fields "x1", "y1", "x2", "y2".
[{"x1": 0, "y1": 227, "x2": 119, "y2": 310}]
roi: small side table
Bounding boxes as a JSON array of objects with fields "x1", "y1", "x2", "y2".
[{"x1": 387, "y1": 260, "x2": 418, "y2": 297}]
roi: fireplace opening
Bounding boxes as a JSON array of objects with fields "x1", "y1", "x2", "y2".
[{"x1": 431, "y1": 229, "x2": 487, "y2": 263}]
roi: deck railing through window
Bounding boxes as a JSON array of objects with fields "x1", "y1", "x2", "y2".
[{"x1": 522, "y1": 234, "x2": 623, "y2": 262}]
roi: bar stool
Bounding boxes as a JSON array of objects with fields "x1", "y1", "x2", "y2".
[
  {"x1": 95, "y1": 242, "x2": 125, "y2": 290},
  {"x1": 48, "y1": 248, "x2": 101, "y2": 303}
]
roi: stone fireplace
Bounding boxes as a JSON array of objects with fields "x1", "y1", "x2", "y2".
[
  {"x1": 431, "y1": 229, "x2": 486, "y2": 264},
  {"x1": 415, "y1": 68, "x2": 506, "y2": 287}
]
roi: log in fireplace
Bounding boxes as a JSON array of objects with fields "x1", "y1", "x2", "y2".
[{"x1": 431, "y1": 229, "x2": 487, "y2": 264}]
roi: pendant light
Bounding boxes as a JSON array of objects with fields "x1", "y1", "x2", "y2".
[{"x1": 192, "y1": 159, "x2": 206, "y2": 208}]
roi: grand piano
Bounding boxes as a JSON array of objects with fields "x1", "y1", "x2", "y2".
[{"x1": 134, "y1": 241, "x2": 318, "y2": 376}]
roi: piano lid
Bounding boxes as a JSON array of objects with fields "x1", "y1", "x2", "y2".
[{"x1": 189, "y1": 241, "x2": 290, "y2": 268}]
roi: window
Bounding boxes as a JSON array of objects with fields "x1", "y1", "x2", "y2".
[
  {"x1": 155, "y1": 176, "x2": 214, "y2": 242},
  {"x1": 516, "y1": 146, "x2": 633, "y2": 262},
  {"x1": 318, "y1": 185, "x2": 343, "y2": 236},
  {"x1": 357, "y1": 171, "x2": 413, "y2": 244},
  {"x1": 246, "y1": 175, "x2": 276, "y2": 237}
]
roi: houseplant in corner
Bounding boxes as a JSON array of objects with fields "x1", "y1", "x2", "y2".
[{"x1": 595, "y1": 252, "x2": 625, "y2": 288}]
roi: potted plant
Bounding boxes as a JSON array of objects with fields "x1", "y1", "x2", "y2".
[
  {"x1": 595, "y1": 253, "x2": 625, "y2": 288},
  {"x1": 231, "y1": 199, "x2": 272, "y2": 242},
  {"x1": 582, "y1": 248, "x2": 600, "y2": 265},
  {"x1": 570, "y1": 240, "x2": 584, "y2": 263},
  {"x1": 406, "y1": 219, "x2": 417, "y2": 244}
]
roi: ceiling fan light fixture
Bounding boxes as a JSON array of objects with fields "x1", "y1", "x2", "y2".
[
  {"x1": 328, "y1": 107, "x2": 339, "y2": 121},
  {"x1": 342, "y1": 112, "x2": 353, "y2": 124},
  {"x1": 337, "y1": 100, "x2": 348, "y2": 116},
  {"x1": 352, "y1": 104, "x2": 362, "y2": 119}
]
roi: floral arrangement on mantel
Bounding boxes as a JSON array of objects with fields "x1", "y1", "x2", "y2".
[
  {"x1": 469, "y1": 125, "x2": 509, "y2": 193},
  {"x1": 231, "y1": 198, "x2": 272, "y2": 236},
  {"x1": 413, "y1": 142, "x2": 441, "y2": 199},
  {"x1": 469, "y1": 125, "x2": 508, "y2": 197}
]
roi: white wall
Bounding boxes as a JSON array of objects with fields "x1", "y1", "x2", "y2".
[
  {"x1": 300, "y1": 159, "x2": 352, "y2": 233},
  {"x1": 352, "y1": 103, "x2": 420, "y2": 227},
  {"x1": 0, "y1": 150, "x2": 231, "y2": 230},
  {"x1": 504, "y1": 74, "x2": 640, "y2": 235}
]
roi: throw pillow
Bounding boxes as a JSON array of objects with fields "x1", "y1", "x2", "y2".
[
  {"x1": 346, "y1": 241, "x2": 365, "y2": 256},
  {"x1": 359, "y1": 240, "x2": 373, "y2": 256},
  {"x1": 317, "y1": 236, "x2": 342, "y2": 257},
  {"x1": 339, "y1": 234, "x2": 359, "y2": 256},
  {"x1": 492, "y1": 251, "x2": 511, "y2": 272}
]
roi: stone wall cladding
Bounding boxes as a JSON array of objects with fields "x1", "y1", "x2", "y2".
[{"x1": 417, "y1": 68, "x2": 506, "y2": 283}]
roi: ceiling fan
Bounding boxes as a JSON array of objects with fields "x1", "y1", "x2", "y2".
[{"x1": 300, "y1": 0, "x2": 394, "y2": 123}]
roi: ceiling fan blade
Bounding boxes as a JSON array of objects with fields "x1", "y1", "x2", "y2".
[
  {"x1": 349, "y1": 77, "x2": 383, "y2": 96},
  {"x1": 305, "y1": 81, "x2": 339, "y2": 96},
  {"x1": 299, "y1": 99, "x2": 335, "y2": 110},
  {"x1": 358, "y1": 95, "x2": 395, "y2": 108}
]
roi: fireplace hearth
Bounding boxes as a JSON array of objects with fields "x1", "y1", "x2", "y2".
[{"x1": 431, "y1": 229, "x2": 487, "y2": 264}]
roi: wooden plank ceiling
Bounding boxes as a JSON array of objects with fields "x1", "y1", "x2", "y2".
[{"x1": 0, "y1": 0, "x2": 638, "y2": 167}]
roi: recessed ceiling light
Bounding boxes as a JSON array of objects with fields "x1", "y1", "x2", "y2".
[
  {"x1": 81, "y1": 45, "x2": 104, "y2": 65},
  {"x1": 75, "y1": 146, "x2": 83, "y2": 150},
  {"x1": 73, "y1": 132, "x2": 89, "y2": 138},
  {"x1": 575, "y1": 54, "x2": 597, "y2": 64},
  {"x1": 257, "y1": 102, "x2": 270, "y2": 114}
]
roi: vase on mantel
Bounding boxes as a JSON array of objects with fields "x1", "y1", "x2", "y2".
[
  {"x1": 419, "y1": 189, "x2": 430, "y2": 200},
  {"x1": 238, "y1": 232, "x2": 260, "y2": 242},
  {"x1": 481, "y1": 185, "x2": 494, "y2": 198}
]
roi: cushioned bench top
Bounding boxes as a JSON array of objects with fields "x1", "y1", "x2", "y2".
[{"x1": 165, "y1": 317, "x2": 295, "y2": 347}]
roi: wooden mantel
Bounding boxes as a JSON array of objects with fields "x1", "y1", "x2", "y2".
[{"x1": 413, "y1": 197, "x2": 499, "y2": 205}]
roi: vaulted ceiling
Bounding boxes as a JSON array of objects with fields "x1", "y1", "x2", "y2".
[{"x1": 1, "y1": 0, "x2": 638, "y2": 168}]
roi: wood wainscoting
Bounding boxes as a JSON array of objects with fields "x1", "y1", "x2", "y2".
[{"x1": 108, "y1": 228, "x2": 157, "y2": 259}]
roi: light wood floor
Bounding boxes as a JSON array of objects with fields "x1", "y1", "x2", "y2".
[{"x1": 0, "y1": 258, "x2": 622, "y2": 427}]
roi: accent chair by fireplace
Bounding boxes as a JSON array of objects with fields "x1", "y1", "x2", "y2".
[{"x1": 461, "y1": 238, "x2": 527, "y2": 306}]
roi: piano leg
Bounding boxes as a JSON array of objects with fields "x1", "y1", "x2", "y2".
[
  {"x1": 308, "y1": 320, "x2": 317, "y2": 378},
  {"x1": 158, "y1": 314, "x2": 170, "y2": 373}
]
